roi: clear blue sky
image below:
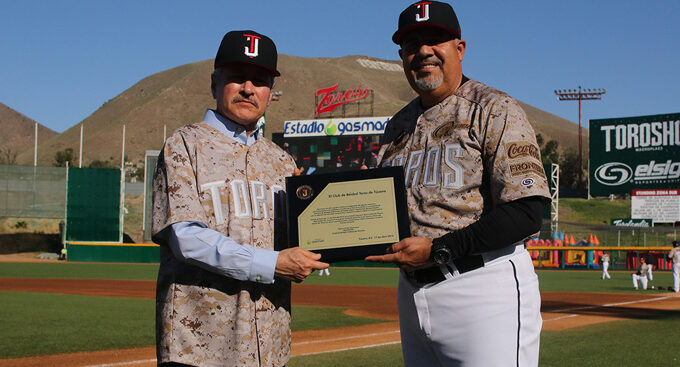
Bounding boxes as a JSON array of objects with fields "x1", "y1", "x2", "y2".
[{"x1": 1, "y1": 0, "x2": 678, "y2": 133}]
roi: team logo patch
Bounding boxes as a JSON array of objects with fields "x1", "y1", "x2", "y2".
[
  {"x1": 296, "y1": 185, "x2": 314, "y2": 200},
  {"x1": 243, "y1": 33, "x2": 261, "y2": 58},
  {"x1": 521, "y1": 178, "x2": 535, "y2": 186}
]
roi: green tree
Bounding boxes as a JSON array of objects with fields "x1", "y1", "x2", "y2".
[
  {"x1": 535, "y1": 134, "x2": 560, "y2": 165},
  {"x1": 0, "y1": 148, "x2": 18, "y2": 165},
  {"x1": 559, "y1": 150, "x2": 586, "y2": 189},
  {"x1": 53, "y1": 148, "x2": 75, "y2": 167},
  {"x1": 89, "y1": 159, "x2": 114, "y2": 169}
]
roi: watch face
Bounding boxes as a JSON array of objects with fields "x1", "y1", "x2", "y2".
[{"x1": 433, "y1": 249, "x2": 450, "y2": 265}]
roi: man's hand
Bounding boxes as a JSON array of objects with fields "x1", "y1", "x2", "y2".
[
  {"x1": 365, "y1": 236, "x2": 434, "y2": 271},
  {"x1": 275, "y1": 247, "x2": 329, "y2": 283}
]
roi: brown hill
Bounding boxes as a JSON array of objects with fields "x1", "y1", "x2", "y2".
[
  {"x1": 18, "y1": 55, "x2": 584, "y2": 166},
  {"x1": 0, "y1": 102, "x2": 57, "y2": 163}
]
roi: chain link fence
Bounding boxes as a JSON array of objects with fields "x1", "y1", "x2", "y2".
[{"x1": 0, "y1": 165, "x2": 67, "y2": 218}]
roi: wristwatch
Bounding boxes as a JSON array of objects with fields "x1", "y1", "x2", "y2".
[{"x1": 430, "y1": 239, "x2": 452, "y2": 265}]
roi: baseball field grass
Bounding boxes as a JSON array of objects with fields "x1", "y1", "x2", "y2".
[
  {"x1": 0, "y1": 289, "x2": 388, "y2": 359},
  {"x1": 1, "y1": 262, "x2": 678, "y2": 366},
  {"x1": 287, "y1": 311, "x2": 680, "y2": 367}
]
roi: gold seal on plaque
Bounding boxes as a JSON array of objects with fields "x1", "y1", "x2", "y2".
[{"x1": 296, "y1": 185, "x2": 314, "y2": 200}]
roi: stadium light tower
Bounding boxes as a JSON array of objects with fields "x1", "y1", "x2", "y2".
[{"x1": 553, "y1": 86, "x2": 606, "y2": 189}]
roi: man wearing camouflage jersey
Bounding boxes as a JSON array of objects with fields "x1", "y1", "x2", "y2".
[
  {"x1": 153, "y1": 30, "x2": 328, "y2": 367},
  {"x1": 366, "y1": 2, "x2": 550, "y2": 366}
]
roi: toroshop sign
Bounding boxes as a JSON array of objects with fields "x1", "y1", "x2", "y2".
[{"x1": 315, "y1": 84, "x2": 371, "y2": 116}]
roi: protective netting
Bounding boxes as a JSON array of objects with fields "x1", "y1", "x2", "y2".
[{"x1": 0, "y1": 165, "x2": 67, "y2": 218}]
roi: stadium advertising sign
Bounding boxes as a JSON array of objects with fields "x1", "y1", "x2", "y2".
[
  {"x1": 631, "y1": 189, "x2": 680, "y2": 224},
  {"x1": 283, "y1": 116, "x2": 391, "y2": 138},
  {"x1": 589, "y1": 113, "x2": 680, "y2": 196},
  {"x1": 315, "y1": 84, "x2": 371, "y2": 116},
  {"x1": 610, "y1": 218, "x2": 653, "y2": 227}
]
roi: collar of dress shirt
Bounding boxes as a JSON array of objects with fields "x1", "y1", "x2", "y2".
[{"x1": 203, "y1": 109, "x2": 259, "y2": 146}]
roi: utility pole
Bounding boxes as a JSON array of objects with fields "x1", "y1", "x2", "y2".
[{"x1": 553, "y1": 86, "x2": 605, "y2": 189}]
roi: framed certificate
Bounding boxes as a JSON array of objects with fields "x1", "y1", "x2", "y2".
[{"x1": 286, "y1": 166, "x2": 411, "y2": 262}]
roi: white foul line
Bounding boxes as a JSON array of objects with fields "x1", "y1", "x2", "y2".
[
  {"x1": 82, "y1": 331, "x2": 402, "y2": 366},
  {"x1": 295, "y1": 340, "x2": 402, "y2": 356},
  {"x1": 545, "y1": 295, "x2": 676, "y2": 322},
  {"x1": 294, "y1": 330, "x2": 400, "y2": 345}
]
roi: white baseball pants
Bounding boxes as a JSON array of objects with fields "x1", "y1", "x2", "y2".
[
  {"x1": 673, "y1": 263, "x2": 680, "y2": 292},
  {"x1": 602, "y1": 262, "x2": 610, "y2": 279},
  {"x1": 632, "y1": 274, "x2": 648, "y2": 290},
  {"x1": 398, "y1": 247, "x2": 541, "y2": 367}
]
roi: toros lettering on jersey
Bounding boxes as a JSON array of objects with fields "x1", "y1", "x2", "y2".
[
  {"x1": 382, "y1": 144, "x2": 463, "y2": 188},
  {"x1": 200, "y1": 180, "x2": 283, "y2": 224}
]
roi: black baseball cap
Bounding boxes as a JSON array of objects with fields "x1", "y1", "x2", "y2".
[
  {"x1": 392, "y1": 1, "x2": 461, "y2": 45},
  {"x1": 214, "y1": 30, "x2": 280, "y2": 77}
]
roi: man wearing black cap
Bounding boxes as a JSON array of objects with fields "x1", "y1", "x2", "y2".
[
  {"x1": 152, "y1": 30, "x2": 328, "y2": 366},
  {"x1": 366, "y1": 2, "x2": 550, "y2": 366}
]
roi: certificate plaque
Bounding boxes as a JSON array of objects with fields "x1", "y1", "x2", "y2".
[{"x1": 286, "y1": 166, "x2": 411, "y2": 262}]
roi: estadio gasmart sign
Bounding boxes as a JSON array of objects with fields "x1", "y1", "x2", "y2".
[
  {"x1": 283, "y1": 117, "x2": 391, "y2": 137},
  {"x1": 589, "y1": 113, "x2": 680, "y2": 196}
]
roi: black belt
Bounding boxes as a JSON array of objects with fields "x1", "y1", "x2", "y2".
[{"x1": 408, "y1": 255, "x2": 485, "y2": 284}]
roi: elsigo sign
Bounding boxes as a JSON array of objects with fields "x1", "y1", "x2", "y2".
[
  {"x1": 315, "y1": 84, "x2": 371, "y2": 116},
  {"x1": 589, "y1": 113, "x2": 680, "y2": 196},
  {"x1": 283, "y1": 117, "x2": 391, "y2": 137}
]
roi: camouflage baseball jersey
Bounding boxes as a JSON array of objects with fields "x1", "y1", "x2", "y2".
[
  {"x1": 152, "y1": 121, "x2": 297, "y2": 367},
  {"x1": 378, "y1": 78, "x2": 550, "y2": 240}
]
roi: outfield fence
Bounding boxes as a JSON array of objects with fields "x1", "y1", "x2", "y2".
[
  {"x1": 546, "y1": 220, "x2": 677, "y2": 247},
  {"x1": 0, "y1": 165, "x2": 66, "y2": 218},
  {"x1": 528, "y1": 245, "x2": 675, "y2": 271}
]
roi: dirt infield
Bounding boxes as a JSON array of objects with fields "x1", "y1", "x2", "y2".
[{"x1": 1, "y1": 278, "x2": 679, "y2": 367}]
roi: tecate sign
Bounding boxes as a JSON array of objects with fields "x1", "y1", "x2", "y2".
[
  {"x1": 283, "y1": 117, "x2": 391, "y2": 137},
  {"x1": 594, "y1": 160, "x2": 680, "y2": 186}
]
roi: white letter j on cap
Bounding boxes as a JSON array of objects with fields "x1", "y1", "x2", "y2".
[
  {"x1": 415, "y1": 2, "x2": 430, "y2": 22},
  {"x1": 243, "y1": 33, "x2": 260, "y2": 58}
]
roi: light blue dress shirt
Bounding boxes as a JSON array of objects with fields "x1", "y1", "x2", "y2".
[{"x1": 163, "y1": 109, "x2": 278, "y2": 284}]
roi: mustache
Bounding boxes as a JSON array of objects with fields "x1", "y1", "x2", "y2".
[
  {"x1": 410, "y1": 56, "x2": 442, "y2": 71},
  {"x1": 232, "y1": 95, "x2": 259, "y2": 108}
]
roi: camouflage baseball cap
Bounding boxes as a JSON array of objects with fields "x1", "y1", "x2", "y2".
[{"x1": 392, "y1": 1, "x2": 461, "y2": 45}]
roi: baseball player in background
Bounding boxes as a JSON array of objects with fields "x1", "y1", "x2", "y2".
[
  {"x1": 668, "y1": 241, "x2": 680, "y2": 292},
  {"x1": 152, "y1": 30, "x2": 328, "y2": 367},
  {"x1": 601, "y1": 252, "x2": 611, "y2": 279},
  {"x1": 632, "y1": 257, "x2": 650, "y2": 290},
  {"x1": 365, "y1": 2, "x2": 550, "y2": 366}
]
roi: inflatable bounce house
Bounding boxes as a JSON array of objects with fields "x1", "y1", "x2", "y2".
[{"x1": 527, "y1": 232, "x2": 603, "y2": 269}]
